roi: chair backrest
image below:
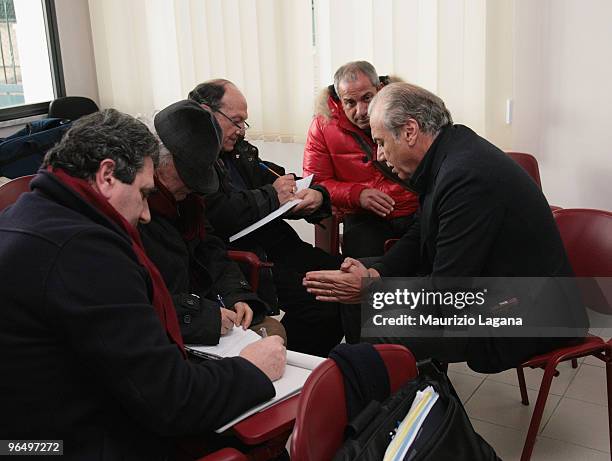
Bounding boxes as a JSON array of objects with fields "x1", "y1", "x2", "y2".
[
  {"x1": 554, "y1": 208, "x2": 612, "y2": 313},
  {"x1": 0, "y1": 174, "x2": 34, "y2": 211},
  {"x1": 506, "y1": 151, "x2": 542, "y2": 189},
  {"x1": 48, "y1": 96, "x2": 99, "y2": 121},
  {"x1": 290, "y1": 344, "x2": 417, "y2": 461}
]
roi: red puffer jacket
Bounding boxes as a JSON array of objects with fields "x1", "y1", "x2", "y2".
[{"x1": 303, "y1": 86, "x2": 419, "y2": 219}]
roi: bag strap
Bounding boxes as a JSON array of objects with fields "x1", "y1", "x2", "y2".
[{"x1": 345, "y1": 400, "x2": 382, "y2": 438}]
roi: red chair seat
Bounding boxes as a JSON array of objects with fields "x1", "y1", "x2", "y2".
[
  {"x1": 0, "y1": 175, "x2": 34, "y2": 211},
  {"x1": 522, "y1": 334, "x2": 606, "y2": 369}
]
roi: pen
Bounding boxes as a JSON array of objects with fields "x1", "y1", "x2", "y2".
[
  {"x1": 216, "y1": 293, "x2": 226, "y2": 308},
  {"x1": 258, "y1": 162, "x2": 282, "y2": 178}
]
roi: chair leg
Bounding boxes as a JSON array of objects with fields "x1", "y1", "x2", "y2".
[
  {"x1": 571, "y1": 358, "x2": 578, "y2": 368},
  {"x1": 520, "y1": 361, "x2": 557, "y2": 461},
  {"x1": 516, "y1": 367, "x2": 530, "y2": 405},
  {"x1": 606, "y1": 351, "x2": 612, "y2": 455}
]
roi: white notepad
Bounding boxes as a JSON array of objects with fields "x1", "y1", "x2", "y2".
[
  {"x1": 185, "y1": 326, "x2": 325, "y2": 432},
  {"x1": 229, "y1": 175, "x2": 314, "y2": 242}
]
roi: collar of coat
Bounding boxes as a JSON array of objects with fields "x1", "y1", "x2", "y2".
[{"x1": 408, "y1": 124, "x2": 454, "y2": 194}]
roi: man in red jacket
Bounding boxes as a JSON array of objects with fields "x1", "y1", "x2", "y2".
[{"x1": 304, "y1": 61, "x2": 419, "y2": 258}]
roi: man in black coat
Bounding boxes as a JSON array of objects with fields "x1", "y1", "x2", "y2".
[
  {"x1": 189, "y1": 79, "x2": 344, "y2": 356},
  {"x1": 139, "y1": 100, "x2": 286, "y2": 345},
  {"x1": 304, "y1": 82, "x2": 586, "y2": 372},
  {"x1": 0, "y1": 109, "x2": 285, "y2": 460}
]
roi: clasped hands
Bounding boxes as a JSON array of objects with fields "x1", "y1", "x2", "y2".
[{"x1": 303, "y1": 257, "x2": 380, "y2": 304}]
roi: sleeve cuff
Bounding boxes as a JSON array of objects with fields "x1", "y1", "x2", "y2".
[{"x1": 348, "y1": 184, "x2": 368, "y2": 208}]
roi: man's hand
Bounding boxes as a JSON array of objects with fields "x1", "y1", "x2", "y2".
[
  {"x1": 220, "y1": 308, "x2": 236, "y2": 335},
  {"x1": 359, "y1": 188, "x2": 395, "y2": 217},
  {"x1": 233, "y1": 301, "x2": 253, "y2": 329},
  {"x1": 272, "y1": 174, "x2": 297, "y2": 205},
  {"x1": 240, "y1": 336, "x2": 287, "y2": 382},
  {"x1": 291, "y1": 188, "x2": 323, "y2": 216},
  {"x1": 303, "y1": 257, "x2": 372, "y2": 304}
]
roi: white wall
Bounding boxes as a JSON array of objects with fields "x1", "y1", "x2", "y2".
[
  {"x1": 512, "y1": 0, "x2": 612, "y2": 211},
  {"x1": 55, "y1": 0, "x2": 99, "y2": 104}
]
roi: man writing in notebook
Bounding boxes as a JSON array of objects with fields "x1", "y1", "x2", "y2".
[
  {"x1": 0, "y1": 110, "x2": 285, "y2": 460},
  {"x1": 139, "y1": 99, "x2": 286, "y2": 344},
  {"x1": 304, "y1": 82, "x2": 584, "y2": 373},
  {"x1": 189, "y1": 80, "x2": 344, "y2": 357}
]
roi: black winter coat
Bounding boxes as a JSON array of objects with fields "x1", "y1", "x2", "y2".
[
  {"x1": 205, "y1": 139, "x2": 332, "y2": 247},
  {"x1": 371, "y1": 125, "x2": 586, "y2": 372},
  {"x1": 0, "y1": 172, "x2": 274, "y2": 460},
  {"x1": 140, "y1": 198, "x2": 269, "y2": 345}
]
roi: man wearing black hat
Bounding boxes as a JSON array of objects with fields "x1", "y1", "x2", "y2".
[{"x1": 140, "y1": 99, "x2": 286, "y2": 344}]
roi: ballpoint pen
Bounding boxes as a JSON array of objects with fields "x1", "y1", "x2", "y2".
[{"x1": 258, "y1": 162, "x2": 282, "y2": 178}]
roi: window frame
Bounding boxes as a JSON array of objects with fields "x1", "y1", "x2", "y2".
[{"x1": 0, "y1": 0, "x2": 65, "y2": 123}]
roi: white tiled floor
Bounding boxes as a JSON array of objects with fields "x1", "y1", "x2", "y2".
[{"x1": 449, "y1": 356, "x2": 611, "y2": 461}]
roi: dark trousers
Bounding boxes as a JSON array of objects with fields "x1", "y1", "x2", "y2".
[
  {"x1": 343, "y1": 213, "x2": 416, "y2": 258},
  {"x1": 235, "y1": 222, "x2": 345, "y2": 357},
  {"x1": 268, "y1": 236, "x2": 345, "y2": 357}
]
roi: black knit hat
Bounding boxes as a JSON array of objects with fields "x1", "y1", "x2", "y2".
[{"x1": 154, "y1": 99, "x2": 221, "y2": 195}]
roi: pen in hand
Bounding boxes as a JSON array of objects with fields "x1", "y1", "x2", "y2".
[{"x1": 258, "y1": 162, "x2": 282, "y2": 178}]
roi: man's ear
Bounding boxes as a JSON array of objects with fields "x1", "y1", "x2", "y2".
[
  {"x1": 403, "y1": 119, "x2": 419, "y2": 146},
  {"x1": 92, "y1": 158, "x2": 117, "y2": 199}
]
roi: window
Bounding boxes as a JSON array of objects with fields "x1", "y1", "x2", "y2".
[{"x1": 0, "y1": 0, "x2": 64, "y2": 122}]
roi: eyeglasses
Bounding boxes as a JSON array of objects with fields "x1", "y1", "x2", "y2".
[{"x1": 214, "y1": 109, "x2": 250, "y2": 132}]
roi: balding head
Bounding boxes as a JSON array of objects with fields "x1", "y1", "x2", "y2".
[
  {"x1": 369, "y1": 82, "x2": 452, "y2": 139},
  {"x1": 369, "y1": 83, "x2": 452, "y2": 179}
]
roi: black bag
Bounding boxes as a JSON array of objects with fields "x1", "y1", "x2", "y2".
[
  {"x1": 0, "y1": 118, "x2": 71, "y2": 178},
  {"x1": 334, "y1": 361, "x2": 500, "y2": 461}
]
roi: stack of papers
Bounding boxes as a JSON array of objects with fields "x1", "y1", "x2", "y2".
[
  {"x1": 186, "y1": 327, "x2": 262, "y2": 360},
  {"x1": 383, "y1": 386, "x2": 440, "y2": 461}
]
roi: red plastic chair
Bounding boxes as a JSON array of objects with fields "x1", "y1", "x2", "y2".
[
  {"x1": 515, "y1": 208, "x2": 612, "y2": 461},
  {"x1": 226, "y1": 250, "x2": 273, "y2": 292},
  {"x1": 0, "y1": 174, "x2": 34, "y2": 211},
  {"x1": 506, "y1": 152, "x2": 562, "y2": 212},
  {"x1": 507, "y1": 152, "x2": 542, "y2": 189},
  {"x1": 290, "y1": 344, "x2": 418, "y2": 461}
]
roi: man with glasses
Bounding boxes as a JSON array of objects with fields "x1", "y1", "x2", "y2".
[{"x1": 188, "y1": 80, "x2": 344, "y2": 357}]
